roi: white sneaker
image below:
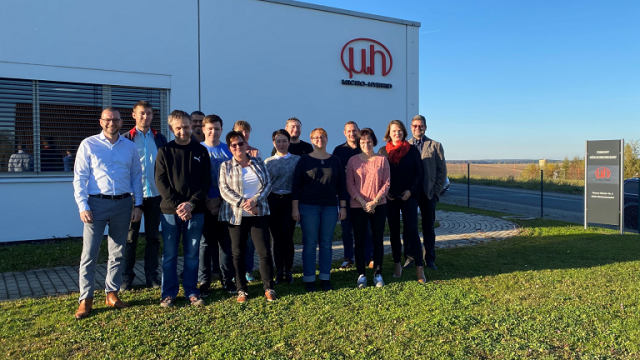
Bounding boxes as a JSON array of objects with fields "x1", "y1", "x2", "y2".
[
  {"x1": 374, "y1": 274, "x2": 385, "y2": 288},
  {"x1": 357, "y1": 274, "x2": 367, "y2": 289}
]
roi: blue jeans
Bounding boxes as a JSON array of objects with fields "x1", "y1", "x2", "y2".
[
  {"x1": 299, "y1": 204, "x2": 338, "y2": 282},
  {"x1": 341, "y1": 201, "x2": 373, "y2": 262},
  {"x1": 160, "y1": 213, "x2": 204, "y2": 299}
]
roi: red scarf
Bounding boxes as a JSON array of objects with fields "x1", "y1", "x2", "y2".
[{"x1": 386, "y1": 141, "x2": 410, "y2": 165}]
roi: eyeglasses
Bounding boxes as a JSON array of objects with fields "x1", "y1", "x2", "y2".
[
  {"x1": 101, "y1": 118, "x2": 122, "y2": 123},
  {"x1": 311, "y1": 136, "x2": 327, "y2": 141},
  {"x1": 229, "y1": 142, "x2": 246, "y2": 148},
  {"x1": 411, "y1": 125, "x2": 425, "y2": 128}
]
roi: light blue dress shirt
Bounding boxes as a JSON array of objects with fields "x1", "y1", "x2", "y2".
[
  {"x1": 73, "y1": 132, "x2": 143, "y2": 212},
  {"x1": 134, "y1": 128, "x2": 160, "y2": 198}
]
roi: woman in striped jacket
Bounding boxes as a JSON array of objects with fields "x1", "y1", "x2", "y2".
[{"x1": 219, "y1": 131, "x2": 276, "y2": 303}]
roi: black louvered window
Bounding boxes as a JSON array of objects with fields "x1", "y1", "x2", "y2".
[{"x1": 0, "y1": 77, "x2": 168, "y2": 174}]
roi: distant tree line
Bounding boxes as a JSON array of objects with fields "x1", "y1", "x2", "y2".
[
  {"x1": 447, "y1": 140, "x2": 640, "y2": 182},
  {"x1": 519, "y1": 140, "x2": 640, "y2": 181}
]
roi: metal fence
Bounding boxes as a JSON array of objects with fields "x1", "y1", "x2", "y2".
[{"x1": 439, "y1": 163, "x2": 637, "y2": 232}]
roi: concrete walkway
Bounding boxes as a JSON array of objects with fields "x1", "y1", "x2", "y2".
[{"x1": 0, "y1": 211, "x2": 519, "y2": 301}]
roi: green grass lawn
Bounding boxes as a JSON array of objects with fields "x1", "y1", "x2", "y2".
[
  {"x1": 0, "y1": 217, "x2": 436, "y2": 273},
  {"x1": 2, "y1": 205, "x2": 640, "y2": 358}
]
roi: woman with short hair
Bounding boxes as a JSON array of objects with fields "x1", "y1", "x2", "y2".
[
  {"x1": 346, "y1": 128, "x2": 390, "y2": 289},
  {"x1": 264, "y1": 129, "x2": 300, "y2": 284},
  {"x1": 219, "y1": 131, "x2": 276, "y2": 303},
  {"x1": 378, "y1": 120, "x2": 426, "y2": 283},
  {"x1": 232, "y1": 120, "x2": 260, "y2": 283},
  {"x1": 292, "y1": 128, "x2": 348, "y2": 292}
]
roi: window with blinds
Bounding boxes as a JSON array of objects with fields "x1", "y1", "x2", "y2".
[
  {"x1": 0, "y1": 77, "x2": 168, "y2": 175},
  {"x1": 0, "y1": 78, "x2": 34, "y2": 173}
]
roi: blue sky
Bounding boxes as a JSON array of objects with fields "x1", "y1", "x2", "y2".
[{"x1": 310, "y1": 0, "x2": 639, "y2": 160}]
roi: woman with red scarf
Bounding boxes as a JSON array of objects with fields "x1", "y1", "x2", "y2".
[{"x1": 378, "y1": 120, "x2": 426, "y2": 283}]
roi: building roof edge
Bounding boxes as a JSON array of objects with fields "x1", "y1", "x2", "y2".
[{"x1": 256, "y1": 0, "x2": 421, "y2": 27}]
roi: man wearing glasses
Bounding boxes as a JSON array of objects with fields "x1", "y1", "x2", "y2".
[
  {"x1": 73, "y1": 107, "x2": 143, "y2": 319},
  {"x1": 408, "y1": 115, "x2": 447, "y2": 271}
]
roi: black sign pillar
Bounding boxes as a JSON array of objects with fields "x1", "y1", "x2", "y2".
[{"x1": 584, "y1": 140, "x2": 624, "y2": 233}]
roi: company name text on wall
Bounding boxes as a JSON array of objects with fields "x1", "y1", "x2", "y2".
[{"x1": 341, "y1": 80, "x2": 392, "y2": 89}]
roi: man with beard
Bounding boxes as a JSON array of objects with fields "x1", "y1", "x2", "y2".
[
  {"x1": 191, "y1": 110, "x2": 205, "y2": 143},
  {"x1": 408, "y1": 114, "x2": 447, "y2": 271},
  {"x1": 73, "y1": 107, "x2": 143, "y2": 319}
]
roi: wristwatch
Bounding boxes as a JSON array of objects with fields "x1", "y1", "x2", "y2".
[
  {"x1": 135, "y1": 205, "x2": 144, "y2": 211},
  {"x1": 188, "y1": 202, "x2": 195, "y2": 210}
]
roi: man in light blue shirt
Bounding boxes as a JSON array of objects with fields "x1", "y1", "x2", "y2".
[
  {"x1": 121, "y1": 101, "x2": 168, "y2": 290},
  {"x1": 198, "y1": 114, "x2": 235, "y2": 297},
  {"x1": 72, "y1": 107, "x2": 143, "y2": 320}
]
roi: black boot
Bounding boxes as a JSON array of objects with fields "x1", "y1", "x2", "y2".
[
  {"x1": 305, "y1": 281, "x2": 316, "y2": 293},
  {"x1": 275, "y1": 269, "x2": 284, "y2": 284},
  {"x1": 321, "y1": 280, "x2": 333, "y2": 292},
  {"x1": 285, "y1": 269, "x2": 293, "y2": 284}
]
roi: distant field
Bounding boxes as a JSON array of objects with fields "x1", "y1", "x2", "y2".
[
  {"x1": 448, "y1": 163, "x2": 530, "y2": 178},
  {"x1": 447, "y1": 163, "x2": 584, "y2": 195}
]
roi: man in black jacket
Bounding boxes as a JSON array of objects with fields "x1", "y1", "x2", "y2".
[
  {"x1": 121, "y1": 101, "x2": 168, "y2": 290},
  {"x1": 155, "y1": 110, "x2": 211, "y2": 307},
  {"x1": 270, "y1": 117, "x2": 314, "y2": 156}
]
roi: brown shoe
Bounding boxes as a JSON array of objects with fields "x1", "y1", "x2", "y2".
[
  {"x1": 75, "y1": 297, "x2": 93, "y2": 320},
  {"x1": 368, "y1": 260, "x2": 374, "y2": 269},
  {"x1": 189, "y1": 295, "x2": 205, "y2": 307},
  {"x1": 237, "y1": 291, "x2": 248, "y2": 304},
  {"x1": 105, "y1": 292, "x2": 130, "y2": 309},
  {"x1": 265, "y1": 289, "x2": 277, "y2": 302},
  {"x1": 393, "y1": 262, "x2": 403, "y2": 278},
  {"x1": 416, "y1": 266, "x2": 427, "y2": 284}
]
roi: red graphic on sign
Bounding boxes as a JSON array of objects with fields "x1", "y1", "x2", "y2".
[
  {"x1": 595, "y1": 167, "x2": 611, "y2": 179},
  {"x1": 341, "y1": 38, "x2": 393, "y2": 79}
]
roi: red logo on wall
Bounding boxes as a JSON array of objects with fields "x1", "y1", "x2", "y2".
[
  {"x1": 341, "y1": 38, "x2": 393, "y2": 79},
  {"x1": 595, "y1": 167, "x2": 612, "y2": 179}
]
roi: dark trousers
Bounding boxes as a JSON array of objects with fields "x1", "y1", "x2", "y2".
[
  {"x1": 228, "y1": 216, "x2": 274, "y2": 293},
  {"x1": 268, "y1": 193, "x2": 296, "y2": 272},
  {"x1": 418, "y1": 193, "x2": 438, "y2": 265},
  {"x1": 341, "y1": 198, "x2": 374, "y2": 262},
  {"x1": 199, "y1": 210, "x2": 235, "y2": 288},
  {"x1": 351, "y1": 204, "x2": 387, "y2": 276},
  {"x1": 387, "y1": 196, "x2": 424, "y2": 267},
  {"x1": 124, "y1": 196, "x2": 161, "y2": 282}
]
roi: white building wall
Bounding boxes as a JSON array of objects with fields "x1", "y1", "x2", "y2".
[
  {"x1": 200, "y1": 0, "x2": 410, "y2": 153},
  {"x1": 0, "y1": 0, "x2": 199, "y2": 242},
  {"x1": 0, "y1": 0, "x2": 419, "y2": 242}
]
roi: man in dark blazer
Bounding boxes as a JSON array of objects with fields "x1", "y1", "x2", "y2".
[{"x1": 408, "y1": 115, "x2": 447, "y2": 270}]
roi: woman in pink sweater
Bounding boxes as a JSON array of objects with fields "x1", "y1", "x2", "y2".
[{"x1": 346, "y1": 128, "x2": 390, "y2": 289}]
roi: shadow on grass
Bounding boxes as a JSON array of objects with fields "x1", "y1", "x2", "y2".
[
  {"x1": 49, "y1": 226, "x2": 640, "y2": 315},
  {"x1": 235, "y1": 224, "x2": 640, "y2": 299}
]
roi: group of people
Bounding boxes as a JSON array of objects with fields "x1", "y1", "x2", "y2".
[
  {"x1": 7, "y1": 141, "x2": 75, "y2": 172},
  {"x1": 72, "y1": 101, "x2": 447, "y2": 320}
]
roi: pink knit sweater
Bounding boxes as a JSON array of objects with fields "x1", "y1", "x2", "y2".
[{"x1": 345, "y1": 154, "x2": 390, "y2": 208}]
